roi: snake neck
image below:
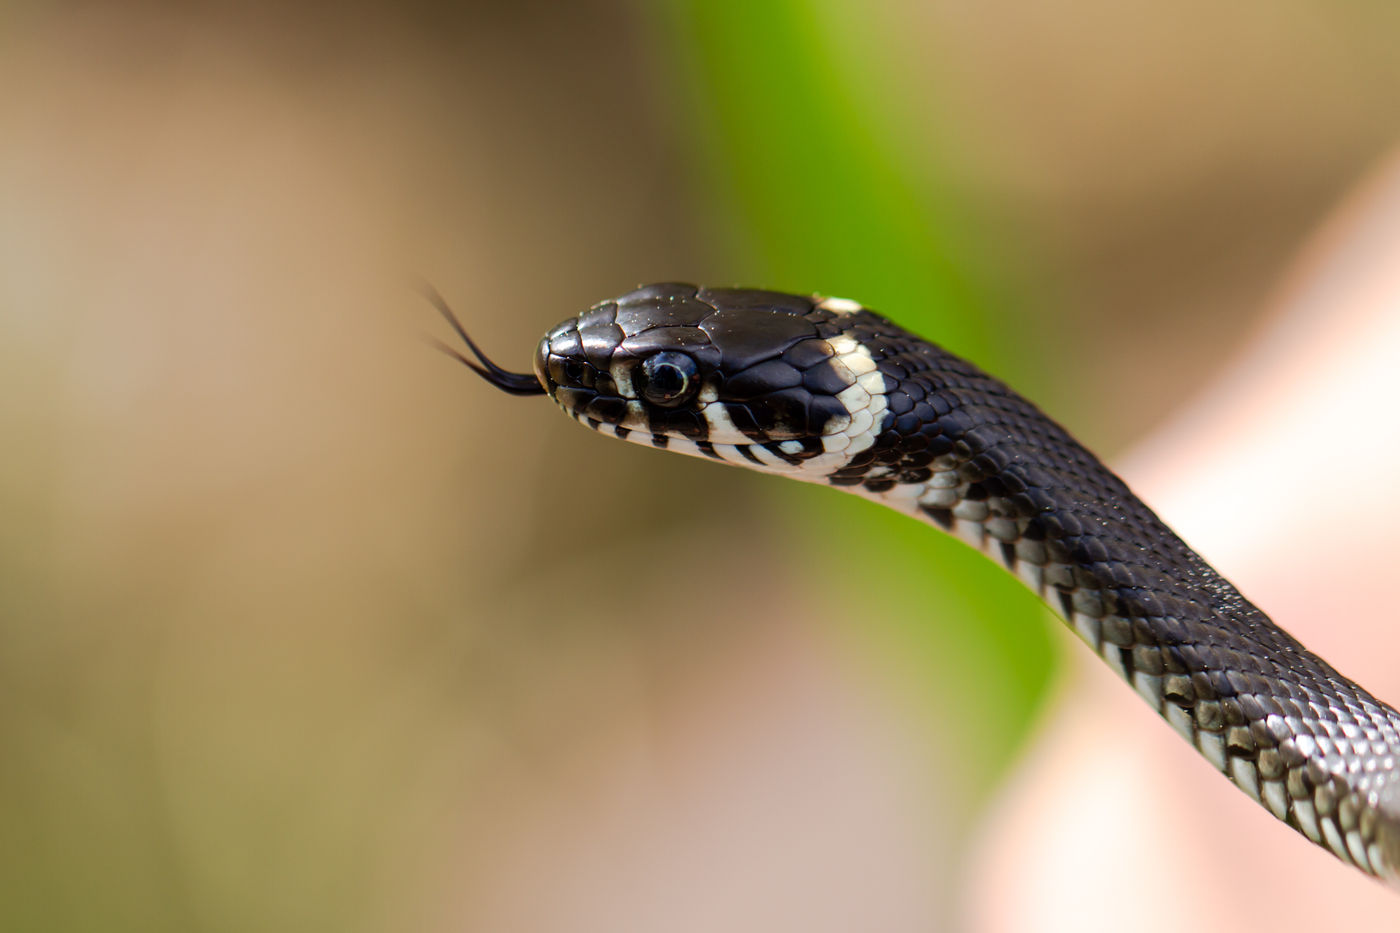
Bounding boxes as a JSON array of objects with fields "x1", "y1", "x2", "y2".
[{"x1": 828, "y1": 308, "x2": 1400, "y2": 882}]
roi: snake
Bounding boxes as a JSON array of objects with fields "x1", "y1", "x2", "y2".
[{"x1": 431, "y1": 281, "x2": 1400, "y2": 884}]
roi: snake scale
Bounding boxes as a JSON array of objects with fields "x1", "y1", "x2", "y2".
[{"x1": 434, "y1": 281, "x2": 1400, "y2": 885}]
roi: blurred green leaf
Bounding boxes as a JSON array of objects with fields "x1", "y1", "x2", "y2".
[{"x1": 653, "y1": 0, "x2": 1059, "y2": 797}]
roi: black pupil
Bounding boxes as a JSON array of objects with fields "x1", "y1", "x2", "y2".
[
  {"x1": 649, "y1": 363, "x2": 685, "y2": 397},
  {"x1": 642, "y1": 352, "x2": 694, "y2": 404}
]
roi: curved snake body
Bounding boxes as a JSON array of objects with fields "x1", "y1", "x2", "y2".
[{"x1": 438, "y1": 282, "x2": 1400, "y2": 883}]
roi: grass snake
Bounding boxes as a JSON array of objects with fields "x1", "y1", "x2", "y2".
[{"x1": 434, "y1": 281, "x2": 1400, "y2": 885}]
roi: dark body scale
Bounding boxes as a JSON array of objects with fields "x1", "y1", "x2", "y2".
[{"x1": 536, "y1": 283, "x2": 1400, "y2": 875}]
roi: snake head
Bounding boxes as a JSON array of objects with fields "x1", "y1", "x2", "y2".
[{"x1": 530, "y1": 282, "x2": 891, "y2": 477}]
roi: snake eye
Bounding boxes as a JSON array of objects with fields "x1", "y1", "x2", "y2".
[{"x1": 639, "y1": 351, "x2": 699, "y2": 407}]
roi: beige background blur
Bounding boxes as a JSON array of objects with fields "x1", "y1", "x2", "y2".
[{"x1": 3, "y1": 2, "x2": 1400, "y2": 931}]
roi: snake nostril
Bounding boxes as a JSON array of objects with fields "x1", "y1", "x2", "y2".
[{"x1": 563, "y1": 360, "x2": 588, "y2": 385}]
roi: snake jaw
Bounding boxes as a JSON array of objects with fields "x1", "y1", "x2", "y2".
[{"x1": 424, "y1": 286, "x2": 546, "y2": 396}]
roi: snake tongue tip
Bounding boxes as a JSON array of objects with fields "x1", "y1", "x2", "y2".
[
  {"x1": 425, "y1": 335, "x2": 544, "y2": 396},
  {"x1": 422, "y1": 287, "x2": 547, "y2": 397}
]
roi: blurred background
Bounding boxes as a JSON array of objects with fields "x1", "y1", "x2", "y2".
[{"x1": 3, "y1": 1, "x2": 1400, "y2": 930}]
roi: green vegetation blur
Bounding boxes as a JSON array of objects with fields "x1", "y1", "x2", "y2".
[{"x1": 660, "y1": 0, "x2": 1057, "y2": 789}]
